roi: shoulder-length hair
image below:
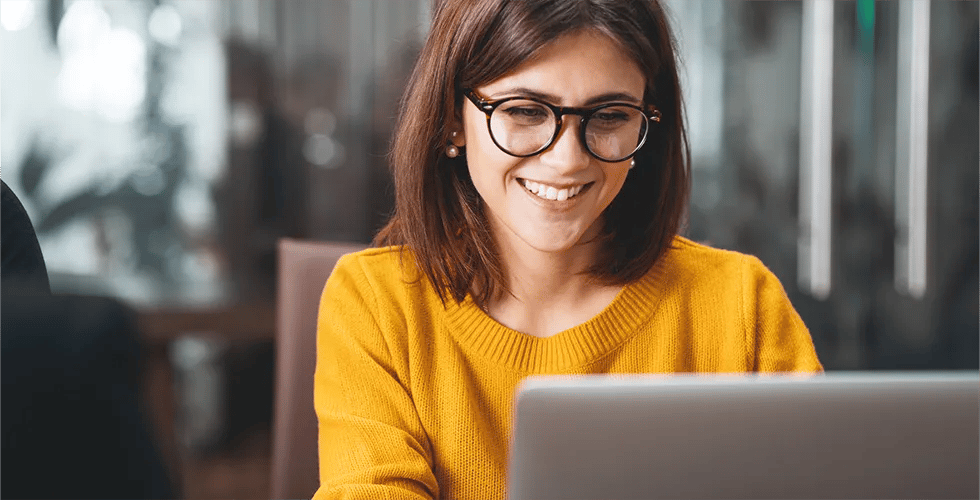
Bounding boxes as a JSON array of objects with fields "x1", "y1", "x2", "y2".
[{"x1": 375, "y1": 0, "x2": 690, "y2": 306}]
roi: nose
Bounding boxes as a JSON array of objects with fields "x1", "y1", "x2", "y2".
[{"x1": 538, "y1": 117, "x2": 591, "y2": 174}]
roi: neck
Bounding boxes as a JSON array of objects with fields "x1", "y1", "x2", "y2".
[
  {"x1": 498, "y1": 239, "x2": 600, "y2": 304},
  {"x1": 484, "y1": 227, "x2": 621, "y2": 338}
]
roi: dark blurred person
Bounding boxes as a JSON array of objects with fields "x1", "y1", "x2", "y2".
[
  {"x1": 1, "y1": 180, "x2": 175, "y2": 499},
  {"x1": 2, "y1": 179, "x2": 50, "y2": 297}
]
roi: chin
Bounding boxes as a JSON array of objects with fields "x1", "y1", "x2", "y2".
[
  {"x1": 519, "y1": 232, "x2": 588, "y2": 254},
  {"x1": 492, "y1": 212, "x2": 602, "y2": 256},
  {"x1": 528, "y1": 242, "x2": 576, "y2": 254}
]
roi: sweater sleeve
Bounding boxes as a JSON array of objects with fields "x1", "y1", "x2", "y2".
[
  {"x1": 742, "y1": 255, "x2": 824, "y2": 373},
  {"x1": 313, "y1": 254, "x2": 439, "y2": 500}
]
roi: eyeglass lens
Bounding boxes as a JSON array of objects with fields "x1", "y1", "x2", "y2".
[{"x1": 488, "y1": 99, "x2": 647, "y2": 161}]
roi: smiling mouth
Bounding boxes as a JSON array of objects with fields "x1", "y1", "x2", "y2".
[{"x1": 520, "y1": 179, "x2": 593, "y2": 201}]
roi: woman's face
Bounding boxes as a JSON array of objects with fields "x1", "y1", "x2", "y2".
[{"x1": 456, "y1": 29, "x2": 646, "y2": 257}]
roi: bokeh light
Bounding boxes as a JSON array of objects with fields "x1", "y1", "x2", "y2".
[
  {"x1": 148, "y1": 4, "x2": 183, "y2": 46},
  {"x1": 1, "y1": 0, "x2": 37, "y2": 32},
  {"x1": 56, "y1": 1, "x2": 147, "y2": 122}
]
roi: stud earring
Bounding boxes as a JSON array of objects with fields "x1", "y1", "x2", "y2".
[
  {"x1": 446, "y1": 131, "x2": 462, "y2": 158},
  {"x1": 629, "y1": 159, "x2": 635, "y2": 169}
]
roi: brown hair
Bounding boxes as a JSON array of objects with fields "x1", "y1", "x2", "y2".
[{"x1": 375, "y1": 0, "x2": 690, "y2": 306}]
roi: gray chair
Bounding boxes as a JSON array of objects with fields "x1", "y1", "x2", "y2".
[{"x1": 271, "y1": 239, "x2": 366, "y2": 500}]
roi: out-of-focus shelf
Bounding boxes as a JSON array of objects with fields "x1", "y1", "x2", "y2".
[{"x1": 138, "y1": 301, "x2": 276, "y2": 345}]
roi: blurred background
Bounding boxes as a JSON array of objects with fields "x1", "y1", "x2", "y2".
[{"x1": 1, "y1": 0, "x2": 976, "y2": 498}]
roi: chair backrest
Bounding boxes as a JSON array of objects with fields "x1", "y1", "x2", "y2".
[{"x1": 271, "y1": 239, "x2": 367, "y2": 500}]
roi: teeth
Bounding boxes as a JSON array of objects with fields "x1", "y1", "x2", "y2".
[{"x1": 521, "y1": 179, "x2": 586, "y2": 201}]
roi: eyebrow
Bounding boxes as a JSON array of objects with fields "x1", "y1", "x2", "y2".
[{"x1": 489, "y1": 87, "x2": 643, "y2": 106}]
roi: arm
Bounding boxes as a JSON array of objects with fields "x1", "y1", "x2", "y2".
[
  {"x1": 742, "y1": 255, "x2": 824, "y2": 372},
  {"x1": 313, "y1": 255, "x2": 438, "y2": 500}
]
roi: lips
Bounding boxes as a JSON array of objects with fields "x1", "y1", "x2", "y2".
[{"x1": 519, "y1": 178, "x2": 591, "y2": 201}]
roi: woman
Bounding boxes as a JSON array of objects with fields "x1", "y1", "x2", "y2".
[{"x1": 314, "y1": 0, "x2": 822, "y2": 498}]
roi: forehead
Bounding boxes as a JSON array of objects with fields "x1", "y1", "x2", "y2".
[{"x1": 477, "y1": 29, "x2": 646, "y2": 105}]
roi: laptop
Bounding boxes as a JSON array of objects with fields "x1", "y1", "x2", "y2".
[{"x1": 507, "y1": 372, "x2": 979, "y2": 500}]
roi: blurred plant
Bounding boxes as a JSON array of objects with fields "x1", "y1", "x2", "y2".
[{"x1": 19, "y1": 0, "x2": 193, "y2": 296}]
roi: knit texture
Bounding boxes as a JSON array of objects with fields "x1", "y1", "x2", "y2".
[{"x1": 313, "y1": 236, "x2": 822, "y2": 500}]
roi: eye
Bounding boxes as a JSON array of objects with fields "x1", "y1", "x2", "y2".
[
  {"x1": 496, "y1": 100, "x2": 552, "y2": 126},
  {"x1": 592, "y1": 110, "x2": 630, "y2": 123},
  {"x1": 502, "y1": 105, "x2": 548, "y2": 118},
  {"x1": 589, "y1": 106, "x2": 641, "y2": 131},
  {"x1": 509, "y1": 107, "x2": 545, "y2": 117}
]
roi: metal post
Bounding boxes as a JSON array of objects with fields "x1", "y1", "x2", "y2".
[
  {"x1": 894, "y1": 0, "x2": 930, "y2": 298},
  {"x1": 798, "y1": 0, "x2": 834, "y2": 300}
]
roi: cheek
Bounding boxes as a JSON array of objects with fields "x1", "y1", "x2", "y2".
[
  {"x1": 465, "y1": 132, "x2": 518, "y2": 191},
  {"x1": 602, "y1": 164, "x2": 631, "y2": 202},
  {"x1": 462, "y1": 105, "x2": 517, "y2": 169},
  {"x1": 466, "y1": 152, "x2": 518, "y2": 203}
]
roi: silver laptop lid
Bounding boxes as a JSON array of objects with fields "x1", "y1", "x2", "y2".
[{"x1": 508, "y1": 372, "x2": 979, "y2": 500}]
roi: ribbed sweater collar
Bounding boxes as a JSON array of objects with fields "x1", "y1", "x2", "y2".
[{"x1": 443, "y1": 254, "x2": 670, "y2": 373}]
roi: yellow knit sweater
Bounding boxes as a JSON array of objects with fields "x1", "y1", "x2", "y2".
[{"x1": 313, "y1": 236, "x2": 822, "y2": 500}]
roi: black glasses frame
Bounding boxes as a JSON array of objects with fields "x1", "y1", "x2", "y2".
[{"x1": 463, "y1": 89, "x2": 662, "y2": 163}]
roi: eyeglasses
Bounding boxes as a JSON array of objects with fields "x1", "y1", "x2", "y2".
[{"x1": 464, "y1": 89, "x2": 661, "y2": 163}]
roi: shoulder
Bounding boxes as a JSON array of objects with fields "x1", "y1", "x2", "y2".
[
  {"x1": 656, "y1": 236, "x2": 788, "y2": 302},
  {"x1": 1, "y1": 180, "x2": 50, "y2": 295},
  {"x1": 335, "y1": 246, "x2": 416, "y2": 281},
  {"x1": 335, "y1": 245, "x2": 414, "y2": 276},
  {"x1": 663, "y1": 236, "x2": 768, "y2": 280},
  {"x1": 320, "y1": 246, "x2": 443, "y2": 364},
  {"x1": 665, "y1": 236, "x2": 801, "y2": 320},
  {"x1": 660, "y1": 238, "x2": 820, "y2": 371},
  {"x1": 328, "y1": 245, "x2": 432, "y2": 307}
]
